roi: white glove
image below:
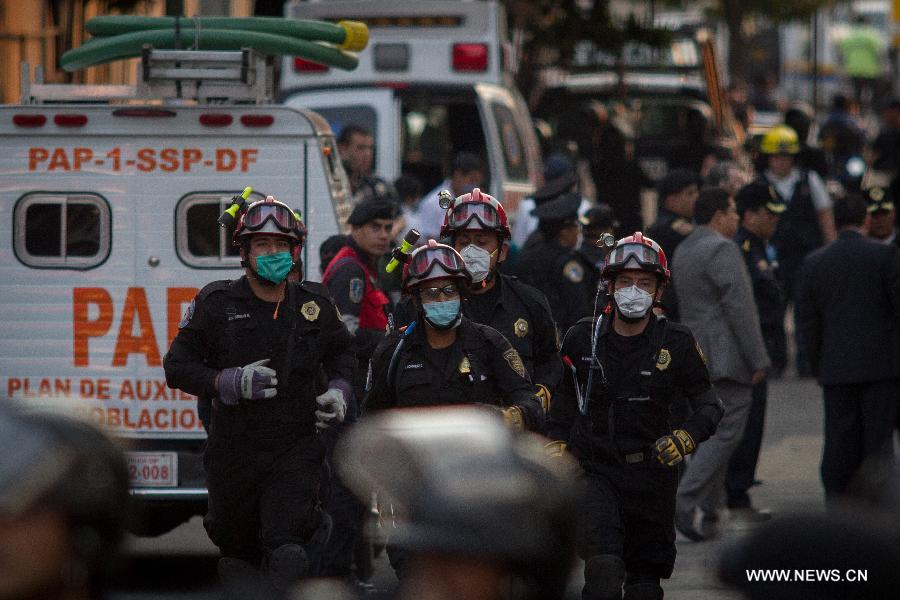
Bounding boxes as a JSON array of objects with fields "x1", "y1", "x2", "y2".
[
  {"x1": 218, "y1": 359, "x2": 278, "y2": 405},
  {"x1": 315, "y1": 388, "x2": 347, "y2": 430}
]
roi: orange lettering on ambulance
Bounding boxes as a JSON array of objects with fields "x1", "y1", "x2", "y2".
[
  {"x1": 113, "y1": 288, "x2": 162, "y2": 367},
  {"x1": 73, "y1": 288, "x2": 113, "y2": 367}
]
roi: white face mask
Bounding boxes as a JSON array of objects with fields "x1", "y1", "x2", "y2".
[
  {"x1": 613, "y1": 284, "x2": 654, "y2": 319},
  {"x1": 459, "y1": 244, "x2": 493, "y2": 283}
]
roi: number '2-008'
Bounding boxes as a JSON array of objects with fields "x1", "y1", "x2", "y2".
[{"x1": 129, "y1": 465, "x2": 170, "y2": 480}]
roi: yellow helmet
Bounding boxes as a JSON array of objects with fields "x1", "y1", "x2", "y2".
[{"x1": 760, "y1": 124, "x2": 801, "y2": 155}]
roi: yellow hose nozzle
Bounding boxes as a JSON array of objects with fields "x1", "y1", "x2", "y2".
[{"x1": 337, "y1": 20, "x2": 369, "y2": 52}]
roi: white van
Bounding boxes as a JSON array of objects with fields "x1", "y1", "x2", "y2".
[
  {"x1": 279, "y1": 0, "x2": 541, "y2": 213},
  {"x1": 0, "y1": 49, "x2": 351, "y2": 534}
]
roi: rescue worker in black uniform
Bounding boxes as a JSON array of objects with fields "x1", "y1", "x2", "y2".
[
  {"x1": 547, "y1": 233, "x2": 723, "y2": 600},
  {"x1": 394, "y1": 188, "x2": 564, "y2": 413},
  {"x1": 163, "y1": 196, "x2": 355, "y2": 595},
  {"x1": 319, "y1": 200, "x2": 396, "y2": 584},
  {"x1": 725, "y1": 182, "x2": 788, "y2": 517},
  {"x1": 366, "y1": 240, "x2": 544, "y2": 577},
  {"x1": 515, "y1": 192, "x2": 595, "y2": 335}
]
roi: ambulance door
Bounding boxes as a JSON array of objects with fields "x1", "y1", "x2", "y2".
[
  {"x1": 475, "y1": 83, "x2": 540, "y2": 216},
  {"x1": 282, "y1": 89, "x2": 401, "y2": 182}
]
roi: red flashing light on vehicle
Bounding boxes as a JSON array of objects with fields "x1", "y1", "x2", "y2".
[{"x1": 452, "y1": 43, "x2": 488, "y2": 72}]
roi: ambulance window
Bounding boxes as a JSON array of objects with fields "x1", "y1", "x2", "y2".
[
  {"x1": 315, "y1": 106, "x2": 379, "y2": 174},
  {"x1": 176, "y1": 192, "x2": 263, "y2": 269},
  {"x1": 14, "y1": 193, "x2": 110, "y2": 269},
  {"x1": 401, "y1": 98, "x2": 488, "y2": 192},
  {"x1": 490, "y1": 103, "x2": 528, "y2": 181}
]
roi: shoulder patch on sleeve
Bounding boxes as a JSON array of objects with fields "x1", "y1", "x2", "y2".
[
  {"x1": 349, "y1": 278, "x2": 364, "y2": 304},
  {"x1": 503, "y1": 348, "x2": 527, "y2": 378},
  {"x1": 178, "y1": 299, "x2": 196, "y2": 329},
  {"x1": 563, "y1": 259, "x2": 584, "y2": 283}
]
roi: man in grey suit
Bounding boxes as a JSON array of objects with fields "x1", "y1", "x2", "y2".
[{"x1": 672, "y1": 187, "x2": 771, "y2": 540}]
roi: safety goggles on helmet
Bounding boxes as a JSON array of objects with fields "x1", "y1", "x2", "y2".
[
  {"x1": 242, "y1": 201, "x2": 299, "y2": 233},
  {"x1": 408, "y1": 245, "x2": 467, "y2": 280},
  {"x1": 234, "y1": 198, "x2": 306, "y2": 245},
  {"x1": 606, "y1": 242, "x2": 661, "y2": 271},
  {"x1": 448, "y1": 201, "x2": 504, "y2": 231}
]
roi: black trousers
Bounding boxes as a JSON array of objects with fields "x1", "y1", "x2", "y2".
[
  {"x1": 821, "y1": 380, "x2": 898, "y2": 499},
  {"x1": 204, "y1": 426, "x2": 324, "y2": 565},
  {"x1": 320, "y1": 459, "x2": 367, "y2": 578},
  {"x1": 725, "y1": 379, "x2": 767, "y2": 509},
  {"x1": 581, "y1": 459, "x2": 679, "y2": 579}
]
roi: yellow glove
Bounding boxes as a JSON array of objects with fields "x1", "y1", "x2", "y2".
[
  {"x1": 652, "y1": 429, "x2": 695, "y2": 467},
  {"x1": 544, "y1": 440, "x2": 567, "y2": 458},
  {"x1": 535, "y1": 384, "x2": 552, "y2": 413},
  {"x1": 500, "y1": 406, "x2": 525, "y2": 431}
]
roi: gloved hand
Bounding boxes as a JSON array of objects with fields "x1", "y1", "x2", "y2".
[
  {"x1": 652, "y1": 429, "x2": 695, "y2": 467},
  {"x1": 500, "y1": 406, "x2": 525, "y2": 431},
  {"x1": 217, "y1": 359, "x2": 277, "y2": 405},
  {"x1": 544, "y1": 440, "x2": 567, "y2": 458},
  {"x1": 535, "y1": 384, "x2": 552, "y2": 413},
  {"x1": 315, "y1": 388, "x2": 347, "y2": 431}
]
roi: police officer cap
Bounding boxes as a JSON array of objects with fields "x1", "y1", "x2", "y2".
[
  {"x1": 533, "y1": 171, "x2": 579, "y2": 203},
  {"x1": 863, "y1": 186, "x2": 895, "y2": 213},
  {"x1": 336, "y1": 407, "x2": 580, "y2": 569},
  {"x1": 531, "y1": 191, "x2": 581, "y2": 222},
  {"x1": 346, "y1": 199, "x2": 399, "y2": 226},
  {"x1": 736, "y1": 181, "x2": 787, "y2": 216},
  {"x1": 657, "y1": 168, "x2": 699, "y2": 200},
  {"x1": 580, "y1": 203, "x2": 619, "y2": 230}
]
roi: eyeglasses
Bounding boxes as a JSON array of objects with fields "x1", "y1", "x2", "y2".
[
  {"x1": 448, "y1": 201, "x2": 503, "y2": 230},
  {"x1": 418, "y1": 284, "x2": 460, "y2": 301},
  {"x1": 243, "y1": 202, "x2": 300, "y2": 234},
  {"x1": 408, "y1": 246, "x2": 467, "y2": 279}
]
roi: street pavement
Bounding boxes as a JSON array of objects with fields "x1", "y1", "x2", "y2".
[{"x1": 112, "y1": 374, "x2": 834, "y2": 598}]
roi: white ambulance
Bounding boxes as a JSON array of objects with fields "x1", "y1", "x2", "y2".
[
  {"x1": 0, "y1": 49, "x2": 351, "y2": 534},
  {"x1": 279, "y1": 0, "x2": 541, "y2": 214}
]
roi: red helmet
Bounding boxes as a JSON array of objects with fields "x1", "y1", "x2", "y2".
[
  {"x1": 601, "y1": 232, "x2": 670, "y2": 283},
  {"x1": 439, "y1": 188, "x2": 511, "y2": 239},
  {"x1": 402, "y1": 240, "x2": 473, "y2": 291},
  {"x1": 233, "y1": 196, "x2": 307, "y2": 247}
]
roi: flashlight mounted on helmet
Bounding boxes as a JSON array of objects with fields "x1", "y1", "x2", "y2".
[
  {"x1": 595, "y1": 233, "x2": 617, "y2": 254},
  {"x1": 438, "y1": 189, "x2": 455, "y2": 210},
  {"x1": 218, "y1": 186, "x2": 254, "y2": 228},
  {"x1": 386, "y1": 228, "x2": 421, "y2": 273}
]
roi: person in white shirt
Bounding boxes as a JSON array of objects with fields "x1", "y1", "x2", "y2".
[{"x1": 410, "y1": 152, "x2": 485, "y2": 241}]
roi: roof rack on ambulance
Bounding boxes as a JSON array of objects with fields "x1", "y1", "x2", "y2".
[{"x1": 21, "y1": 47, "x2": 275, "y2": 105}]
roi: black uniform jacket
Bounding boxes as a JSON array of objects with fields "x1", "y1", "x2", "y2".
[
  {"x1": 365, "y1": 316, "x2": 544, "y2": 431},
  {"x1": 515, "y1": 238, "x2": 594, "y2": 334},
  {"x1": 164, "y1": 276, "x2": 355, "y2": 434},
  {"x1": 797, "y1": 230, "x2": 900, "y2": 386},
  {"x1": 392, "y1": 274, "x2": 564, "y2": 395},
  {"x1": 735, "y1": 227, "x2": 785, "y2": 331},
  {"x1": 547, "y1": 313, "x2": 722, "y2": 468}
]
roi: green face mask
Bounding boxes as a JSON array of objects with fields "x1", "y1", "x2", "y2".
[{"x1": 255, "y1": 251, "x2": 293, "y2": 284}]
